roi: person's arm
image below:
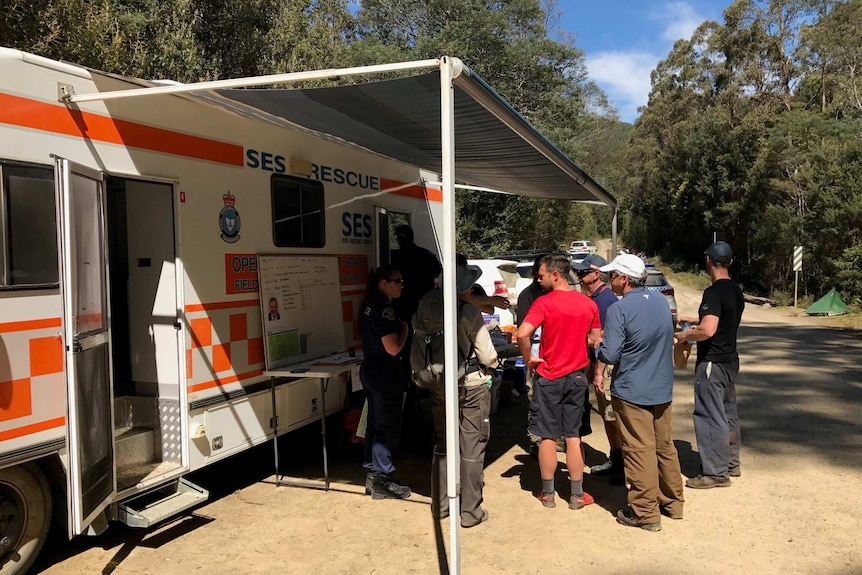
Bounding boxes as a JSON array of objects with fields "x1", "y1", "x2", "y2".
[
  {"x1": 595, "y1": 307, "x2": 624, "y2": 367},
  {"x1": 678, "y1": 314, "x2": 717, "y2": 343},
  {"x1": 381, "y1": 320, "x2": 409, "y2": 356},
  {"x1": 592, "y1": 359, "x2": 607, "y2": 393},
  {"x1": 473, "y1": 324, "x2": 499, "y2": 369},
  {"x1": 516, "y1": 321, "x2": 543, "y2": 370}
]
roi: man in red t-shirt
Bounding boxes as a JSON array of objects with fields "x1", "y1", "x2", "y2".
[{"x1": 516, "y1": 253, "x2": 602, "y2": 510}]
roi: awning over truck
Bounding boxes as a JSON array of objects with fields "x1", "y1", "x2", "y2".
[
  {"x1": 85, "y1": 62, "x2": 614, "y2": 207},
  {"x1": 210, "y1": 71, "x2": 615, "y2": 206}
]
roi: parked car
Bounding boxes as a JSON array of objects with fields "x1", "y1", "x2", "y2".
[
  {"x1": 569, "y1": 240, "x2": 597, "y2": 255},
  {"x1": 644, "y1": 267, "x2": 678, "y2": 325},
  {"x1": 468, "y1": 259, "x2": 519, "y2": 327}
]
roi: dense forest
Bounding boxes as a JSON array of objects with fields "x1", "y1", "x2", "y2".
[{"x1": 2, "y1": 0, "x2": 860, "y2": 305}]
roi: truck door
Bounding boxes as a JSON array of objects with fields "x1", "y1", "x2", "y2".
[{"x1": 55, "y1": 158, "x2": 116, "y2": 535}]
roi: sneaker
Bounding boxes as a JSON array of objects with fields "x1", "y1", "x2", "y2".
[
  {"x1": 535, "y1": 491, "x2": 556, "y2": 508},
  {"x1": 685, "y1": 474, "x2": 731, "y2": 489},
  {"x1": 728, "y1": 466, "x2": 741, "y2": 478},
  {"x1": 590, "y1": 459, "x2": 624, "y2": 476},
  {"x1": 371, "y1": 475, "x2": 412, "y2": 499},
  {"x1": 660, "y1": 506, "x2": 683, "y2": 520},
  {"x1": 461, "y1": 509, "x2": 489, "y2": 528},
  {"x1": 617, "y1": 508, "x2": 662, "y2": 532},
  {"x1": 568, "y1": 492, "x2": 595, "y2": 510}
]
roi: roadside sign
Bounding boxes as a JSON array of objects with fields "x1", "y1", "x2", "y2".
[{"x1": 793, "y1": 245, "x2": 803, "y2": 272}]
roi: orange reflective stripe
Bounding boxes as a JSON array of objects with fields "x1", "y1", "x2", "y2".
[
  {"x1": 0, "y1": 317, "x2": 62, "y2": 333},
  {"x1": 380, "y1": 178, "x2": 441, "y2": 202},
  {"x1": 0, "y1": 93, "x2": 243, "y2": 166},
  {"x1": 184, "y1": 299, "x2": 260, "y2": 313},
  {"x1": 188, "y1": 369, "x2": 264, "y2": 394},
  {"x1": 0, "y1": 416, "x2": 65, "y2": 441}
]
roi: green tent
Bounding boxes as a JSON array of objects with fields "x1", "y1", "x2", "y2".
[{"x1": 805, "y1": 288, "x2": 850, "y2": 316}]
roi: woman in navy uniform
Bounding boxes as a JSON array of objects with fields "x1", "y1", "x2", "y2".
[{"x1": 359, "y1": 265, "x2": 411, "y2": 499}]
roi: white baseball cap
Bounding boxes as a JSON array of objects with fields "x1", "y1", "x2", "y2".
[{"x1": 599, "y1": 253, "x2": 646, "y2": 280}]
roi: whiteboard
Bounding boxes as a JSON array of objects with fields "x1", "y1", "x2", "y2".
[{"x1": 257, "y1": 255, "x2": 346, "y2": 370}]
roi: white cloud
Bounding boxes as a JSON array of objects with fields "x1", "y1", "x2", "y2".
[
  {"x1": 583, "y1": 2, "x2": 709, "y2": 122},
  {"x1": 653, "y1": 2, "x2": 707, "y2": 42},
  {"x1": 586, "y1": 51, "x2": 657, "y2": 123}
]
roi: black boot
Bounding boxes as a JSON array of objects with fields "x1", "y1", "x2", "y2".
[{"x1": 371, "y1": 472, "x2": 411, "y2": 500}]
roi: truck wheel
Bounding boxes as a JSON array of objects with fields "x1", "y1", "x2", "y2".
[{"x1": 0, "y1": 463, "x2": 51, "y2": 575}]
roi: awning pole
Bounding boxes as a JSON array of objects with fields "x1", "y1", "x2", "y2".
[
  {"x1": 439, "y1": 55, "x2": 461, "y2": 575},
  {"x1": 65, "y1": 59, "x2": 441, "y2": 103}
]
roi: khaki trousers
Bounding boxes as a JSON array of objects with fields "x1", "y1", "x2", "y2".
[{"x1": 612, "y1": 398, "x2": 685, "y2": 522}]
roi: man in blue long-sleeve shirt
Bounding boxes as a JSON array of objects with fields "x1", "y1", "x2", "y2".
[{"x1": 594, "y1": 254, "x2": 684, "y2": 532}]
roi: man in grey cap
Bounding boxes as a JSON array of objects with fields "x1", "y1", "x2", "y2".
[
  {"x1": 677, "y1": 241, "x2": 745, "y2": 489},
  {"x1": 574, "y1": 254, "x2": 624, "y2": 482}
]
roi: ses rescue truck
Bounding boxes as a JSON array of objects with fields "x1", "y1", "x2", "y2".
[{"x1": 0, "y1": 49, "x2": 446, "y2": 574}]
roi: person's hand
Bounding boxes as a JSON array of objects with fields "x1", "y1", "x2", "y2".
[
  {"x1": 487, "y1": 295, "x2": 510, "y2": 310},
  {"x1": 592, "y1": 371, "x2": 604, "y2": 394},
  {"x1": 526, "y1": 355, "x2": 545, "y2": 371}
]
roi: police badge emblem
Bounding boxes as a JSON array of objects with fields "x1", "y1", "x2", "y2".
[{"x1": 219, "y1": 192, "x2": 241, "y2": 243}]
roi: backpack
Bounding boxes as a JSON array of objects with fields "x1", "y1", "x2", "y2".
[{"x1": 410, "y1": 291, "x2": 473, "y2": 389}]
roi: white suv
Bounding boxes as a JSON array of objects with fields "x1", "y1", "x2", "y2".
[
  {"x1": 467, "y1": 259, "x2": 519, "y2": 327},
  {"x1": 569, "y1": 240, "x2": 597, "y2": 255}
]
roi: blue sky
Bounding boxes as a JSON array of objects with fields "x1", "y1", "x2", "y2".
[{"x1": 555, "y1": 1, "x2": 729, "y2": 122}]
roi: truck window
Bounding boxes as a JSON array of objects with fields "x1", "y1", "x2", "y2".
[
  {"x1": 0, "y1": 163, "x2": 58, "y2": 287},
  {"x1": 271, "y1": 174, "x2": 325, "y2": 248}
]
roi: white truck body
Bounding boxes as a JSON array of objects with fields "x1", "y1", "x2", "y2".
[{"x1": 0, "y1": 48, "x2": 443, "y2": 572}]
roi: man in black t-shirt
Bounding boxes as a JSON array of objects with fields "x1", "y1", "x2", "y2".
[
  {"x1": 390, "y1": 225, "x2": 442, "y2": 322},
  {"x1": 677, "y1": 241, "x2": 745, "y2": 489}
]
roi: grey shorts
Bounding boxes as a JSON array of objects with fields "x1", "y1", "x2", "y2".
[{"x1": 528, "y1": 371, "x2": 588, "y2": 439}]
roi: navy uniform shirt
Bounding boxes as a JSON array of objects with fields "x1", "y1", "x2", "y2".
[
  {"x1": 391, "y1": 244, "x2": 442, "y2": 320},
  {"x1": 360, "y1": 297, "x2": 403, "y2": 389}
]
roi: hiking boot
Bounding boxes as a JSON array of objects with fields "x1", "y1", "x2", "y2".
[
  {"x1": 568, "y1": 492, "x2": 595, "y2": 510},
  {"x1": 617, "y1": 508, "x2": 662, "y2": 532},
  {"x1": 660, "y1": 506, "x2": 683, "y2": 520},
  {"x1": 590, "y1": 458, "x2": 624, "y2": 476},
  {"x1": 728, "y1": 466, "x2": 741, "y2": 478},
  {"x1": 535, "y1": 491, "x2": 556, "y2": 508},
  {"x1": 371, "y1": 474, "x2": 412, "y2": 500},
  {"x1": 461, "y1": 509, "x2": 489, "y2": 528},
  {"x1": 685, "y1": 474, "x2": 731, "y2": 489}
]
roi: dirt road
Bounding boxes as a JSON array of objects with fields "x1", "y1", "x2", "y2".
[{"x1": 36, "y1": 281, "x2": 862, "y2": 575}]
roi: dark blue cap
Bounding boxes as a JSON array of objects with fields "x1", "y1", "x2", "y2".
[{"x1": 705, "y1": 241, "x2": 733, "y2": 264}]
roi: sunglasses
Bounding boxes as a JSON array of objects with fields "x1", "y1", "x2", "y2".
[
  {"x1": 577, "y1": 269, "x2": 597, "y2": 277},
  {"x1": 387, "y1": 278, "x2": 405, "y2": 285}
]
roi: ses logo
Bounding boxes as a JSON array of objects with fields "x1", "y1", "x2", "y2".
[{"x1": 342, "y1": 212, "x2": 372, "y2": 245}]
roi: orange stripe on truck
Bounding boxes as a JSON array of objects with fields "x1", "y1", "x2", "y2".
[
  {"x1": 188, "y1": 368, "x2": 264, "y2": 394},
  {"x1": 0, "y1": 93, "x2": 244, "y2": 166},
  {"x1": 0, "y1": 317, "x2": 62, "y2": 333},
  {"x1": 0, "y1": 416, "x2": 65, "y2": 441},
  {"x1": 380, "y1": 178, "x2": 442, "y2": 203}
]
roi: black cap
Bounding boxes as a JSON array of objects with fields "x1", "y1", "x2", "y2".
[
  {"x1": 573, "y1": 254, "x2": 608, "y2": 272},
  {"x1": 705, "y1": 241, "x2": 733, "y2": 264}
]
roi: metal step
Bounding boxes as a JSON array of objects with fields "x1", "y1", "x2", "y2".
[{"x1": 115, "y1": 478, "x2": 208, "y2": 528}]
